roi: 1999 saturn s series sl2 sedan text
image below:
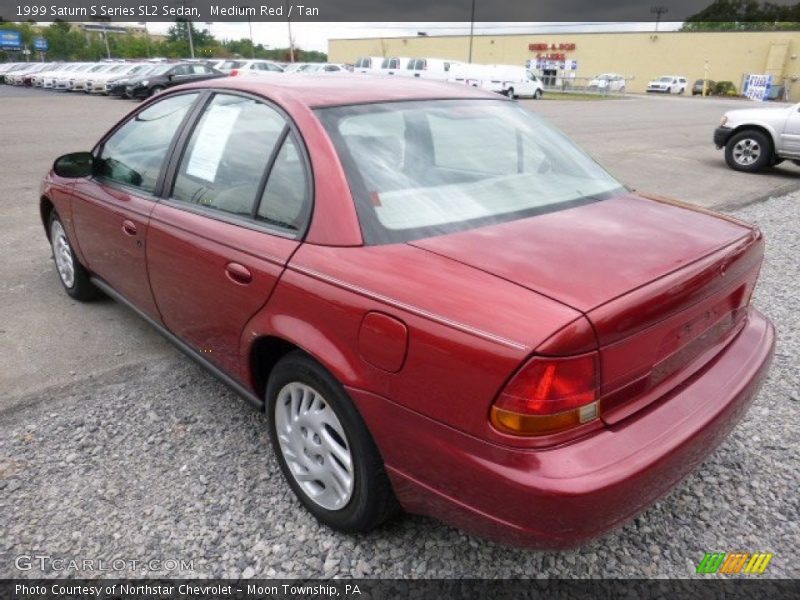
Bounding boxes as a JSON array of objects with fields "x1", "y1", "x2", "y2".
[{"x1": 40, "y1": 75, "x2": 775, "y2": 548}]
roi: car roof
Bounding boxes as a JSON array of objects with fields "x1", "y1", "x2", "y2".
[{"x1": 177, "y1": 73, "x2": 500, "y2": 107}]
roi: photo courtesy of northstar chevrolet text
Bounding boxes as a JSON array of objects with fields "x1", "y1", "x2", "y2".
[{"x1": 0, "y1": 0, "x2": 798, "y2": 594}]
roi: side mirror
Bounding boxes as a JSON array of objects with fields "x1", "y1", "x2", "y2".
[{"x1": 53, "y1": 152, "x2": 95, "y2": 178}]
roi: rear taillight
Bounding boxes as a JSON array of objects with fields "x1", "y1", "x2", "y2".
[
  {"x1": 230, "y1": 69, "x2": 239, "y2": 77},
  {"x1": 491, "y1": 353, "x2": 600, "y2": 436}
]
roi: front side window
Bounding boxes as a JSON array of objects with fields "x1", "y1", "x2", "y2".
[
  {"x1": 171, "y1": 94, "x2": 287, "y2": 220},
  {"x1": 317, "y1": 99, "x2": 624, "y2": 245},
  {"x1": 97, "y1": 93, "x2": 199, "y2": 193}
]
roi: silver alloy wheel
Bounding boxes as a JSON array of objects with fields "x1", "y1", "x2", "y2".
[
  {"x1": 733, "y1": 138, "x2": 762, "y2": 166},
  {"x1": 50, "y1": 220, "x2": 75, "y2": 289},
  {"x1": 274, "y1": 382, "x2": 354, "y2": 510}
]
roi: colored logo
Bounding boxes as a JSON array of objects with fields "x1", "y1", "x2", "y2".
[{"x1": 696, "y1": 552, "x2": 773, "y2": 574}]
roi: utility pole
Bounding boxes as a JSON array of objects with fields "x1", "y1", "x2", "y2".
[
  {"x1": 651, "y1": 5, "x2": 668, "y2": 32},
  {"x1": 287, "y1": 17, "x2": 295, "y2": 62},
  {"x1": 468, "y1": 0, "x2": 476, "y2": 63},
  {"x1": 178, "y1": 0, "x2": 195, "y2": 58}
]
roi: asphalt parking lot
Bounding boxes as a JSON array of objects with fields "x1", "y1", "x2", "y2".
[{"x1": 1, "y1": 85, "x2": 798, "y2": 578}]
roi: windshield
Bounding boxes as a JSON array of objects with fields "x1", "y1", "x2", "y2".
[
  {"x1": 317, "y1": 99, "x2": 624, "y2": 245},
  {"x1": 659, "y1": 76, "x2": 673, "y2": 82},
  {"x1": 220, "y1": 60, "x2": 243, "y2": 70}
]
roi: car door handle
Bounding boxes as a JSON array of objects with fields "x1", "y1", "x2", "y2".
[
  {"x1": 225, "y1": 262, "x2": 252, "y2": 285},
  {"x1": 122, "y1": 220, "x2": 137, "y2": 236}
]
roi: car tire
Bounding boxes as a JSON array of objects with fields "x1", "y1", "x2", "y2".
[
  {"x1": 724, "y1": 130, "x2": 772, "y2": 173},
  {"x1": 49, "y1": 213, "x2": 100, "y2": 301},
  {"x1": 149, "y1": 85, "x2": 165, "y2": 97},
  {"x1": 507, "y1": 87, "x2": 516, "y2": 99},
  {"x1": 533, "y1": 88, "x2": 542, "y2": 99},
  {"x1": 266, "y1": 351, "x2": 399, "y2": 533}
]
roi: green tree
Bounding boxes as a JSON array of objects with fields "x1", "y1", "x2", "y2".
[{"x1": 682, "y1": 0, "x2": 800, "y2": 30}]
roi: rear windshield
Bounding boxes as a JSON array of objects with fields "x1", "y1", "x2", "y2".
[{"x1": 316, "y1": 99, "x2": 624, "y2": 245}]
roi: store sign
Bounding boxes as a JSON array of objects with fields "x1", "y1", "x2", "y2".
[
  {"x1": 742, "y1": 74, "x2": 772, "y2": 102},
  {"x1": 529, "y1": 43, "x2": 576, "y2": 51},
  {"x1": 33, "y1": 36, "x2": 49, "y2": 52},
  {"x1": 529, "y1": 58, "x2": 578, "y2": 71},
  {"x1": 0, "y1": 30, "x2": 23, "y2": 50}
]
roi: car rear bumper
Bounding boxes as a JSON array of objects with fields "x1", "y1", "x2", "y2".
[
  {"x1": 349, "y1": 309, "x2": 774, "y2": 548},
  {"x1": 714, "y1": 126, "x2": 734, "y2": 148}
]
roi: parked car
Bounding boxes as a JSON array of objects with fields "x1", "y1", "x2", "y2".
[
  {"x1": 106, "y1": 64, "x2": 157, "y2": 96},
  {"x1": 56, "y1": 63, "x2": 98, "y2": 90},
  {"x1": 216, "y1": 59, "x2": 283, "y2": 75},
  {"x1": 405, "y1": 58, "x2": 461, "y2": 81},
  {"x1": 72, "y1": 63, "x2": 119, "y2": 92},
  {"x1": 588, "y1": 73, "x2": 626, "y2": 92},
  {"x1": 41, "y1": 75, "x2": 774, "y2": 548},
  {"x1": 692, "y1": 78, "x2": 716, "y2": 96},
  {"x1": 353, "y1": 56, "x2": 383, "y2": 74},
  {"x1": 6, "y1": 63, "x2": 49, "y2": 86},
  {"x1": 85, "y1": 63, "x2": 146, "y2": 94},
  {"x1": 300, "y1": 63, "x2": 349, "y2": 73},
  {"x1": 714, "y1": 103, "x2": 800, "y2": 172},
  {"x1": 122, "y1": 63, "x2": 223, "y2": 99},
  {"x1": 478, "y1": 65, "x2": 544, "y2": 99},
  {"x1": 646, "y1": 75, "x2": 687, "y2": 94}
]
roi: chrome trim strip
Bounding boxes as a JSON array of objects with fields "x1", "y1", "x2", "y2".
[{"x1": 291, "y1": 265, "x2": 529, "y2": 351}]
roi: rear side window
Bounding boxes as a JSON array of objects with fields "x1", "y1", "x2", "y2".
[
  {"x1": 97, "y1": 92, "x2": 199, "y2": 193},
  {"x1": 256, "y1": 136, "x2": 308, "y2": 231},
  {"x1": 172, "y1": 94, "x2": 285, "y2": 218}
]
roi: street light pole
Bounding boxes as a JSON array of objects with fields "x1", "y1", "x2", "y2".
[
  {"x1": 651, "y1": 5, "x2": 668, "y2": 32},
  {"x1": 468, "y1": 0, "x2": 476, "y2": 63},
  {"x1": 248, "y1": 13, "x2": 255, "y2": 58}
]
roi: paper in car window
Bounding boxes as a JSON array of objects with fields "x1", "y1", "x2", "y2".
[{"x1": 186, "y1": 104, "x2": 242, "y2": 182}]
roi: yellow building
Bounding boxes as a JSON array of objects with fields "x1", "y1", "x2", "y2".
[{"x1": 329, "y1": 31, "x2": 800, "y2": 100}]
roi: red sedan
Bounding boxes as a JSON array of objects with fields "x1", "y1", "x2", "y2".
[{"x1": 40, "y1": 75, "x2": 774, "y2": 548}]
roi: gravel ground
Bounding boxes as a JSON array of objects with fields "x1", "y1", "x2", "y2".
[{"x1": 1, "y1": 193, "x2": 798, "y2": 579}]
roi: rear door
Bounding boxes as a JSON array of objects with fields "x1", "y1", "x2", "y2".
[
  {"x1": 147, "y1": 92, "x2": 312, "y2": 380},
  {"x1": 71, "y1": 92, "x2": 201, "y2": 320}
]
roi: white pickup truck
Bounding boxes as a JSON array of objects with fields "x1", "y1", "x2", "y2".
[{"x1": 714, "y1": 103, "x2": 800, "y2": 172}]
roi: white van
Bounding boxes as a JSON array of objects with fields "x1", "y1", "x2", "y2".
[
  {"x1": 479, "y1": 65, "x2": 544, "y2": 99},
  {"x1": 353, "y1": 56, "x2": 383, "y2": 74},
  {"x1": 447, "y1": 63, "x2": 493, "y2": 87},
  {"x1": 405, "y1": 58, "x2": 461, "y2": 81},
  {"x1": 379, "y1": 57, "x2": 412, "y2": 76}
]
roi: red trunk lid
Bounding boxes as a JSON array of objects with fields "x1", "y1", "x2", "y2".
[{"x1": 411, "y1": 193, "x2": 763, "y2": 420}]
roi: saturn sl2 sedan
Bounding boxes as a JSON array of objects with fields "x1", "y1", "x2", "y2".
[{"x1": 40, "y1": 75, "x2": 775, "y2": 548}]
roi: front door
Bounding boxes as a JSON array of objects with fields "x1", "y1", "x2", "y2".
[
  {"x1": 146, "y1": 92, "x2": 312, "y2": 380},
  {"x1": 781, "y1": 106, "x2": 800, "y2": 156},
  {"x1": 71, "y1": 92, "x2": 201, "y2": 320}
]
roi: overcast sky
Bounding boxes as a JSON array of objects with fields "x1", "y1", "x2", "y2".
[{"x1": 144, "y1": 21, "x2": 683, "y2": 53}]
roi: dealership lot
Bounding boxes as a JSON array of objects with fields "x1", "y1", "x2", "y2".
[{"x1": 1, "y1": 85, "x2": 798, "y2": 577}]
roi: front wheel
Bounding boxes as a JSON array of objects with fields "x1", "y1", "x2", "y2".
[
  {"x1": 148, "y1": 85, "x2": 165, "y2": 97},
  {"x1": 725, "y1": 130, "x2": 772, "y2": 173},
  {"x1": 266, "y1": 352, "x2": 399, "y2": 533},
  {"x1": 533, "y1": 88, "x2": 542, "y2": 99},
  {"x1": 49, "y1": 213, "x2": 99, "y2": 301}
]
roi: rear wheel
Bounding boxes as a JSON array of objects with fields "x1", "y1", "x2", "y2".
[
  {"x1": 725, "y1": 130, "x2": 772, "y2": 173},
  {"x1": 266, "y1": 352, "x2": 399, "y2": 532},
  {"x1": 49, "y1": 213, "x2": 99, "y2": 301}
]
